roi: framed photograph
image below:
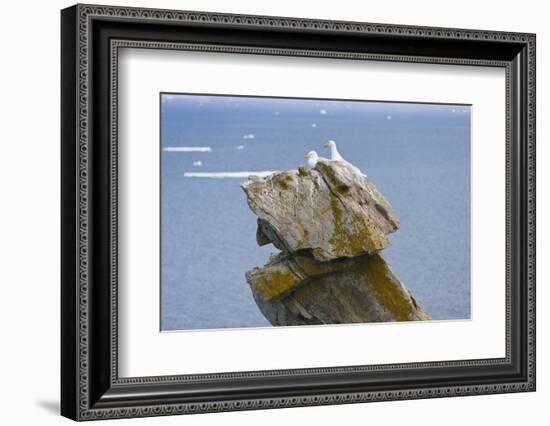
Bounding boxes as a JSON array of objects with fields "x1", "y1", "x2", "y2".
[{"x1": 61, "y1": 4, "x2": 536, "y2": 421}]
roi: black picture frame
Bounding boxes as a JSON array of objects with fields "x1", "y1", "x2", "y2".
[{"x1": 61, "y1": 4, "x2": 536, "y2": 421}]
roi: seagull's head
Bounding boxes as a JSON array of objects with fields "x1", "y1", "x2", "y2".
[
  {"x1": 324, "y1": 140, "x2": 336, "y2": 149},
  {"x1": 304, "y1": 150, "x2": 318, "y2": 160}
]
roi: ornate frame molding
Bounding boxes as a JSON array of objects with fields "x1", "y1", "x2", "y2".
[{"x1": 61, "y1": 4, "x2": 535, "y2": 421}]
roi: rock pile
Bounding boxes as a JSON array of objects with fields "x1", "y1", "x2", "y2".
[{"x1": 241, "y1": 160, "x2": 430, "y2": 325}]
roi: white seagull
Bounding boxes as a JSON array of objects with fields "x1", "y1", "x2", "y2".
[
  {"x1": 304, "y1": 150, "x2": 327, "y2": 169},
  {"x1": 324, "y1": 140, "x2": 344, "y2": 161},
  {"x1": 323, "y1": 140, "x2": 367, "y2": 178}
]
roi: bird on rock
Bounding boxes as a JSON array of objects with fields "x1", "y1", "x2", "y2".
[
  {"x1": 304, "y1": 150, "x2": 327, "y2": 169},
  {"x1": 324, "y1": 140, "x2": 344, "y2": 161},
  {"x1": 323, "y1": 140, "x2": 367, "y2": 178}
]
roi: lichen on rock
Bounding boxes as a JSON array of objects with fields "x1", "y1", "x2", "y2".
[
  {"x1": 242, "y1": 161, "x2": 399, "y2": 261},
  {"x1": 241, "y1": 159, "x2": 430, "y2": 325}
]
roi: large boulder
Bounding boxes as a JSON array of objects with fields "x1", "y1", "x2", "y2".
[
  {"x1": 247, "y1": 252, "x2": 431, "y2": 325},
  {"x1": 242, "y1": 161, "x2": 399, "y2": 262}
]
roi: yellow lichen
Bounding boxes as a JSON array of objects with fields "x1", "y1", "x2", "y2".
[
  {"x1": 362, "y1": 254, "x2": 414, "y2": 321},
  {"x1": 327, "y1": 196, "x2": 385, "y2": 257},
  {"x1": 251, "y1": 269, "x2": 297, "y2": 300},
  {"x1": 297, "y1": 227, "x2": 310, "y2": 247},
  {"x1": 275, "y1": 173, "x2": 295, "y2": 190}
]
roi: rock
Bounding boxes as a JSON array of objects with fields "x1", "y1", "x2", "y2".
[
  {"x1": 242, "y1": 160, "x2": 399, "y2": 261},
  {"x1": 241, "y1": 159, "x2": 430, "y2": 325},
  {"x1": 248, "y1": 253, "x2": 431, "y2": 325}
]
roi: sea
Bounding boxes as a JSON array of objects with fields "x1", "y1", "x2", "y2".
[{"x1": 160, "y1": 94, "x2": 471, "y2": 331}]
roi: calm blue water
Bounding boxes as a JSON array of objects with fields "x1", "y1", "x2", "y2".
[{"x1": 160, "y1": 94, "x2": 471, "y2": 331}]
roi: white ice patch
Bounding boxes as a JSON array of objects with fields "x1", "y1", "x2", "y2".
[
  {"x1": 163, "y1": 146, "x2": 212, "y2": 152},
  {"x1": 184, "y1": 171, "x2": 277, "y2": 179}
]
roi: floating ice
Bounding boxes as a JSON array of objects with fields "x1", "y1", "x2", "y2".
[
  {"x1": 192, "y1": 161, "x2": 203, "y2": 167},
  {"x1": 184, "y1": 171, "x2": 277, "y2": 179},
  {"x1": 163, "y1": 146, "x2": 212, "y2": 152}
]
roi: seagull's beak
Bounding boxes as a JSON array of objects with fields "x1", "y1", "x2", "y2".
[
  {"x1": 323, "y1": 143, "x2": 329, "y2": 148},
  {"x1": 304, "y1": 154, "x2": 308, "y2": 159}
]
